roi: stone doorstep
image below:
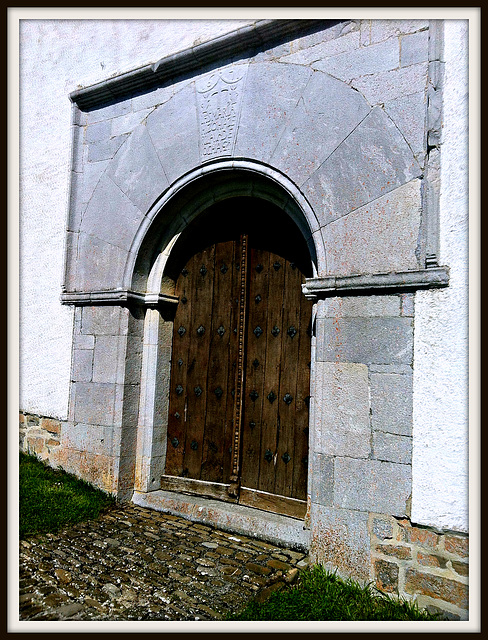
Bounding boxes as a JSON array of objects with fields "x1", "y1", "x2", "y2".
[{"x1": 132, "y1": 489, "x2": 310, "y2": 551}]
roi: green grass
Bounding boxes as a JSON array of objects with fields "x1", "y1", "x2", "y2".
[
  {"x1": 19, "y1": 452, "x2": 116, "y2": 538},
  {"x1": 229, "y1": 564, "x2": 439, "y2": 621}
]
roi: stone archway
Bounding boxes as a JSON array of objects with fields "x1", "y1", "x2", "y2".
[{"x1": 131, "y1": 172, "x2": 319, "y2": 522}]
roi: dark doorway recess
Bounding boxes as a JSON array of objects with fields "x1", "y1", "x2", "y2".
[{"x1": 162, "y1": 198, "x2": 313, "y2": 519}]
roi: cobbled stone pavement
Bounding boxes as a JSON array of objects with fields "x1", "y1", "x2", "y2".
[{"x1": 19, "y1": 503, "x2": 309, "y2": 621}]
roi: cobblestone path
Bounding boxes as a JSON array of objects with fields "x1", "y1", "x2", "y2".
[{"x1": 19, "y1": 503, "x2": 309, "y2": 621}]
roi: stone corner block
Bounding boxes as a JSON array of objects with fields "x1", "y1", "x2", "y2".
[
  {"x1": 313, "y1": 362, "x2": 371, "y2": 458},
  {"x1": 371, "y1": 372, "x2": 413, "y2": 436},
  {"x1": 309, "y1": 504, "x2": 371, "y2": 583},
  {"x1": 334, "y1": 457, "x2": 412, "y2": 516},
  {"x1": 316, "y1": 316, "x2": 413, "y2": 366}
]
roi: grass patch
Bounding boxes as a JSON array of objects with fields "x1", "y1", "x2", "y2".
[
  {"x1": 230, "y1": 564, "x2": 439, "y2": 621},
  {"x1": 19, "y1": 452, "x2": 115, "y2": 538}
]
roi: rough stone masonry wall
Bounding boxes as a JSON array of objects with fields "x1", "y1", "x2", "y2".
[
  {"x1": 19, "y1": 412, "x2": 65, "y2": 462},
  {"x1": 371, "y1": 514, "x2": 469, "y2": 620}
]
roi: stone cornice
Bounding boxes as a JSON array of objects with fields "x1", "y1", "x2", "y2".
[
  {"x1": 302, "y1": 267, "x2": 450, "y2": 299},
  {"x1": 69, "y1": 19, "x2": 336, "y2": 110},
  {"x1": 61, "y1": 290, "x2": 179, "y2": 308}
]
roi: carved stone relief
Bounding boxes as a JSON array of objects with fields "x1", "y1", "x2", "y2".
[{"x1": 196, "y1": 65, "x2": 247, "y2": 159}]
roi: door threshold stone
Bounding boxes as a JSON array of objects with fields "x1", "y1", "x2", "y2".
[{"x1": 132, "y1": 489, "x2": 310, "y2": 551}]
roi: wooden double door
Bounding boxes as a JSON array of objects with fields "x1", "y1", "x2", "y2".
[{"x1": 162, "y1": 227, "x2": 312, "y2": 519}]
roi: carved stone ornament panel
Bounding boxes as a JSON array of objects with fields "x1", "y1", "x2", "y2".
[{"x1": 196, "y1": 65, "x2": 247, "y2": 159}]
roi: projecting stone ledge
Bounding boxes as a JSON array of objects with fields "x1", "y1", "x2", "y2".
[{"x1": 302, "y1": 267, "x2": 449, "y2": 299}]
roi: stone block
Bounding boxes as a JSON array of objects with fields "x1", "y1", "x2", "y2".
[
  {"x1": 117, "y1": 454, "x2": 137, "y2": 497},
  {"x1": 371, "y1": 517, "x2": 393, "y2": 540},
  {"x1": 70, "y1": 123, "x2": 85, "y2": 173},
  {"x1": 417, "y1": 550, "x2": 448, "y2": 568},
  {"x1": 76, "y1": 451, "x2": 116, "y2": 493},
  {"x1": 397, "y1": 520, "x2": 439, "y2": 549},
  {"x1": 313, "y1": 362, "x2": 370, "y2": 458},
  {"x1": 373, "y1": 558, "x2": 399, "y2": 593},
  {"x1": 80, "y1": 173, "x2": 144, "y2": 251},
  {"x1": 371, "y1": 373, "x2": 413, "y2": 436},
  {"x1": 360, "y1": 20, "x2": 371, "y2": 47},
  {"x1": 313, "y1": 37, "x2": 399, "y2": 83},
  {"x1": 87, "y1": 134, "x2": 129, "y2": 163},
  {"x1": 310, "y1": 453, "x2": 334, "y2": 506},
  {"x1": 320, "y1": 180, "x2": 421, "y2": 277},
  {"x1": 404, "y1": 568, "x2": 468, "y2": 609},
  {"x1": 92, "y1": 336, "x2": 126, "y2": 384},
  {"x1": 146, "y1": 83, "x2": 201, "y2": 186},
  {"x1": 316, "y1": 317, "x2": 413, "y2": 366},
  {"x1": 25, "y1": 413, "x2": 39, "y2": 428},
  {"x1": 270, "y1": 70, "x2": 369, "y2": 187},
  {"x1": 383, "y1": 91, "x2": 426, "y2": 162},
  {"x1": 71, "y1": 348, "x2": 93, "y2": 382},
  {"x1": 80, "y1": 159, "x2": 110, "y2": 207},
  {"x1": 131, "y1": 84, "x2": 175, "y2": 113},
  {"x1": 401, "y1": 29, "x2": 429, "y2": 67},
  {"x1": 72, "y1": 382, "x2": 115, "y2": 426},
  {"x1": 40, "y1": 418, "x2": 61, "y2": 435},
  {"x1": 81, "y1": 306, "x2": 125, "y2": 337},
  {"x1": 110, "y1": 109, "x2": 153, "y2": 137},
  {"x1": 317, "y1": 296, "x2": 401, "y2": 319},
  {"x1": 370, "y1": 20, "x2": 429, "y2": 44},
  {"x1": 400, "y1": 293, "x2": 415, "y2": 317},
  {"x1": 124, "y1": 335, "x2": 144, "y2": 385},
  {"x1": 106, "y1": 124, "x2": 170, "y2": 214},
  {"x1": 85, "y1": 119, "x2": 111, "y2": 144},
  {"x1": 26, "y1": 435, "x2": 45, "y2": 457},
  {"x1": 116, "y1": 382, "x2": 140, "y2": 427},
  {"x1": 451, "y1": 561, "x2": 468, "y2": 577},
  {"x1": 73, "y1": 334, "x2": 95, "y2": 350},
  {"x1": 351, "y1": 62, "x2": 428, "y2": 106},
  {"x1": 61, "y1": 423, "x2": 114, "y2": 456},
  {"x1": 303, "y1": 107, "x2": 421, "y2": 225},
  {"x1": 369, "y1": 364, "x2": 412, "y2": 374},
  {"x1": 375, "y1": 543, "x2": 412, "y2": 560},
  {"x1": 73, "y1": 232, "x2": 128, "y2": 291},
  {"x1": 280, "y1": 30, "x2": 360, "y2": 66},
  {"x1": 444, "y1": 535, "x2": 468, "y2": 558},
  {"x1": 293, "y1": 20, "x2": 357, "y2": 52},
  {"x1": 373, "y1": 431, "x2": 412, "y2": 464},
  {"x1": 86, "y1": 100, "x2": 132, "y2": 124},
  {"x1": 334, "y1": 457, "x2": 411, "y2": 515},
  {"x1": 309, "y1": 504, "x2": 371, "y2": 582},
  {"x1": 235, "y1": 62, "x2": 311, "y2": 164}
]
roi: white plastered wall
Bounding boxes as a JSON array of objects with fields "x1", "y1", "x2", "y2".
[
  {"x1": 19, "y1": 18, "x2": 255, "y2": 420},
  {"x1": 412, "y1": 20, "x2": 469, "y2": 532}
]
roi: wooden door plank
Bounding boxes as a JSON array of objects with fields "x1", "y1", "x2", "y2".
[
  {"x1": 183, "y1": 246, "x2": 216, "y2": 479},
  {"x1": 165, "y1": 260, "x2": 195, "y2": 477},
  {"x1": 274, "y1": 258, "x2": 302, "y2": 498},
  {"x1": 160, "y1": 475, "x2": 237, "y2": 503},
  {"x1": 238, "y1": 487, "x2": 307, "y2": 520},
  {"x1": 239, "y1": 245, "x2": 269, "y2": 492},
  {"x1": 256, "y1": 249, "x2": 286, "y2": 496},
  {"x1": 201, "y1": 239, "x2": 238, "y2": 483}
]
